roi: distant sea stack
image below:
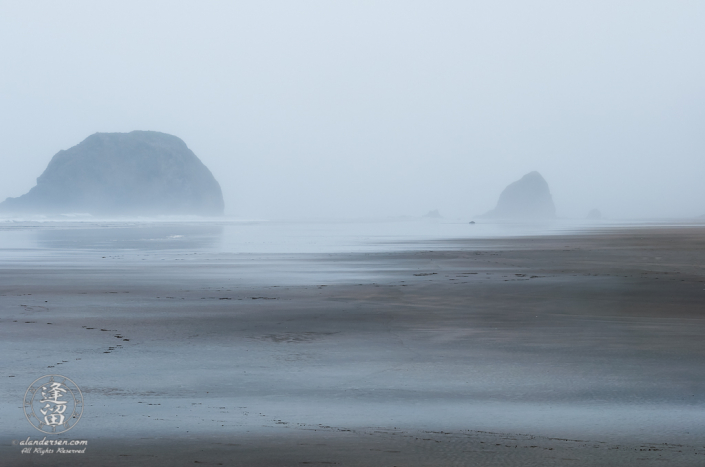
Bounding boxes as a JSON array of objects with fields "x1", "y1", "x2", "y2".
[
  {"x1": 0, "y1": 131, "x2": 224, "y2": 216},
  {"x1": 479, "y1": 171, "x2": 556, "y2": 220}
]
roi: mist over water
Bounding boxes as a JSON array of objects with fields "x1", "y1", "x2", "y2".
[
  {"x1": 4, "y1": 216, "x2": 704, "y2": 258},
  {"x1": 0, "y1": 218, "x2": 583, "y2": 288},
  {"x1": 0, "y1": 218, "x2": 615, "y2": 255}
]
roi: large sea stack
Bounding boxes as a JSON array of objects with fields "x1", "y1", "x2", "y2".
[
  {"x1": 0, "y1": 131, "x2": 224, "y2": 216},
  {"x1": 479, "y1": 171, "x2": 556, "y2": 220}
]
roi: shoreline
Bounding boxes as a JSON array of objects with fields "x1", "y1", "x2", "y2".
[{"x1": 1, "y1": 224, "x2": 704, "y2": 465}]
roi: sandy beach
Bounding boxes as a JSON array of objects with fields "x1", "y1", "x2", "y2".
[{"x1": 1, "y1": 222, "x2": 704, "y2": 466}]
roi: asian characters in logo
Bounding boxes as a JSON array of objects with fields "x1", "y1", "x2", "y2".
[{"x1": 24, "y1": 375, "x2": 83, "y2": 434}]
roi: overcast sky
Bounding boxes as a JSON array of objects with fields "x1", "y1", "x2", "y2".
[{"x1": 1, "y1": 1, "x2": 703, "y2": 219}]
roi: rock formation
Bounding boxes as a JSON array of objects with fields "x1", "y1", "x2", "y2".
[
  {"x1": 423, "y1": 209, "x2": 442, "y2": 218},
  {"x1": 0, "y1": 131, "x2": 224, "y2": 216},
  {"x1": 479, "y1": 171, "x2": 556, "y2": 220}
]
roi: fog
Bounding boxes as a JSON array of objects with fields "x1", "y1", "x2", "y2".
[{"x1": 1, "y1": 1, "x2": 703, "y2": 220}]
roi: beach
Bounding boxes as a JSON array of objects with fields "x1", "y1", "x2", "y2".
[{"x1": 1, "y1": 220, "x2": 704, "y2": 466}]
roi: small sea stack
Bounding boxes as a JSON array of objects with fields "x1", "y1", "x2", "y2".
[{"x1": 479, "y1": 171, "x2": 556, "y2": 220}]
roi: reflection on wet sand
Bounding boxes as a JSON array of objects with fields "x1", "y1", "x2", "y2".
[
  {"x1": 1, "y1": 222, "x2": 704, "y2": 466},
  {"x1": 35, "y1": 223, "x2": 224, "y2": 250}
]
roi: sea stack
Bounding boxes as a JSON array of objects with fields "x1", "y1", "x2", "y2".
[
  {"x1": 0, "y1": 131, "x2": 224, "y2": 216},
  {"x1": 479, "y1": 171, "x2": 556, "y2": 220}
]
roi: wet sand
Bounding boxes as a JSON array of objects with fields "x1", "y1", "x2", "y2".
[{"x1": 2, "y1": 225, "x2": 705, "y2": 465}]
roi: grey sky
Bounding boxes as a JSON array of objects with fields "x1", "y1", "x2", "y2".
[{"x1": 1, "y1": 1, "x2": 703, "y2": 219}]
